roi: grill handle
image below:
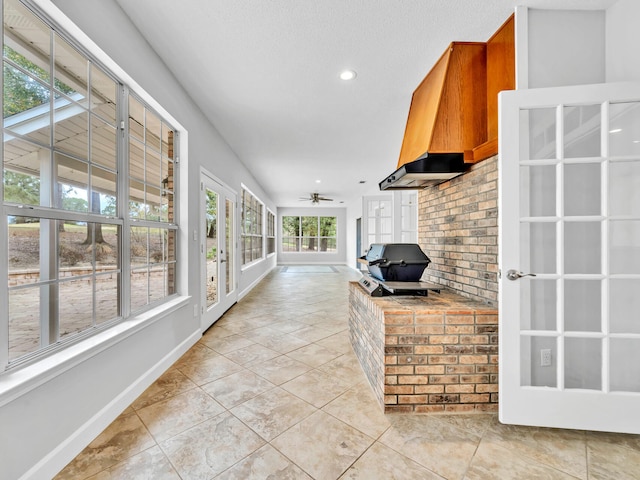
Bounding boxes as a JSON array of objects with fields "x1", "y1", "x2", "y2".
[{"x1": 368, "y1": 258, "x2": 387, "y2": 266}]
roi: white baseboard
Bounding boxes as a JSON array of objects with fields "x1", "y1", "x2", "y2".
[
  {"x1": 23, "y1": 329, "x2": 201, "y2": 480},
  {"x1": 238, "y1": 264, "x2": 276, "y2": 300}
]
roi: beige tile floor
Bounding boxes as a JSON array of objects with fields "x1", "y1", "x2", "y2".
[{"x1": 56, "y1": 265, "x2": 640, "y2": 480}]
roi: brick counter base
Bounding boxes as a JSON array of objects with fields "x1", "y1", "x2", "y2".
[{"x1": 349, "y1": 281, "x2": 499, "y2": 413}]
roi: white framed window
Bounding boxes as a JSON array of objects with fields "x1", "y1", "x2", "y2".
[
  {"x1": 1, "y1": 0, "x2": 179, "y2": 368},
  {"x1": 240, "y1": 186, "x2": 263, "y2": 265},
  {"x1": 266, "y1": 209, "x2": 275, "y2": 256},
  {"x1": 282, "y1": 216, "x2": 337, "y2": 252}
]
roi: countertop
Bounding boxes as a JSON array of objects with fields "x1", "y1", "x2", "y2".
[{"x1": 349, "y1": 281, "x2": 498, "y2": 315}]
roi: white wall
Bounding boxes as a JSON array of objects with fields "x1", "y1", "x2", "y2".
[
  {"x1": 277, "y1": 207, "x2": 347, "y2": 265},
  {"x1": 0, "y1": 1, "x2": 276, "y2": 478},
  {"x1": 606, "y1": 0, "x2": 640, "y2": 82},
  {"x1": 526, "y1": 9, "x2": 606, "y2": 88}
]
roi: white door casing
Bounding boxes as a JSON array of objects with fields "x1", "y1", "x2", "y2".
[{"x1": 499, "y1": 82, "x2": 640, "y2": 434}]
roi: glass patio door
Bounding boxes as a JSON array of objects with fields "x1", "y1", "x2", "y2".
[
  {"x1": 499, "y1": 82, "x2": 640, "y2": 434},
  {"x1": 201, "y1": 172, "x2": 236, "y2": 331}
]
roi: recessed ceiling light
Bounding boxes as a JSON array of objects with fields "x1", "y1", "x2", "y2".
[
  {"x1": 359, "y1": 180, "x2": 366, "y2": 184},
  {"x1": 339, "y1": 69, "x2": 357, "y2": 81},
  {"x1": 315, "y1": 179, "x2": 321, "y2": 184}
]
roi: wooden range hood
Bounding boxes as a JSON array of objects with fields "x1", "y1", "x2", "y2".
[{"x1": 380, "y1": 16, "x2": 514, "y2": 190}]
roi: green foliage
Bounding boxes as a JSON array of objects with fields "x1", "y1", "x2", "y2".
[
  {"x1": 3, "y1": 170, "x2": 39, "y2": 204},
  {"x1": 3, "y1": 45, "x2": 76, "y2": 118}
]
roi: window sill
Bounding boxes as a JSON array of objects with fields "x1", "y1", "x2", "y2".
[{"x1": 0, "y1": 295, "x2": 191, "y2": 408}]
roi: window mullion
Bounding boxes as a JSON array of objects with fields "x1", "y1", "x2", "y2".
[{"x1": 119, "y1": 84, "x2": 131, "y2": 319}]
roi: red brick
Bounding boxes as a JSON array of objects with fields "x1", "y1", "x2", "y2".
[
  {"x1": 428, "y1": 355, "x2": 458, "y2": 364},
  {"x1": 445, "y1": 325, "x2": 474, "y2": 334},
  {"x1": 445, "y1": 365, "x2": 475, "y2": 374},
  {"x1": 445, "y1": 384, "x2": 475, "y2": 393},
  {"x1": 460, "y1": 355, "x2": 488, "y2": 364},
  {"x1": 398, "y1": 395, "x2": 428, "y2": 404},
  {"x1": 460, "y1": 335, "x2": 489, "y2": 344},
  {"x1": 415, "y1": 365, "x2": 445, "y2": 375},
  {"x1": 476, "y1": 384, "x2": 499, "y2": 393},
  {"x1": 415, "y1": 325, "x2": 445, "y2": 335},
  {"x1": 398, "y1": 375, "x2": 429, "y2": 385},
  {"x1": 444, "y1": 404, "x2": 476, "y2": 413},
  {"x1": 415, "y1": 314, "x2": 444, "y2": 324},
  {"x1": 384, "y1": 314, "x2": 414, "y2": 325},
  {"x1": 385, "y1": 366, "x2": 413, "y2": 375},
  {"x1": 460, "y1": 393, "x2": 490, "y2": 403},
  {"x1": 429, "y1": 335, "x2": 460, "y2": 344},
  {"x1": 445, "y1": 315, "x2": 475, "y2": 325},
  {"x1": 385, "y1": 385, "x2": 414, "y2": 394},
  {"x1": 414, "y1": 345, "x2": 443, "y2": 355},
  {"x1": 384, "y1": 395, "x2": 397, "y2": 404},
  {"x1": 429, "y1": 394, "x2": 459, "y2": 404},
  {"x1": 428, "y1": 375, "x2": 459, "y2": 384},
  {"x1": 415, "y1": 385, "x2": 445, "y2": 394},
  {"x1": 460, "y1": 374, "x2": 489, "y2": 384},
  {"x1": 386, "y1": 326, "x2": 415, "y2": 335},
  {"x1": 415, "y1": 405, "x2": 445, "y2": 413}
]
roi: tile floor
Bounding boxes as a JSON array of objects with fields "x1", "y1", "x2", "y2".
[{"x1": 56, "y1": 266, "x2": 640, "y2": 479}]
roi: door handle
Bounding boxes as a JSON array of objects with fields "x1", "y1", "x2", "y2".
[
  {"x1": 506, "y1": 269, "x2": 537, "y2": 281},
  {"x1": 220, "y1": 259, "x2": 226, "y2": 263}
]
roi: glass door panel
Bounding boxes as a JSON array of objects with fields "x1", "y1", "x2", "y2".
[
  {"x1": 205, "y1": 188, "x2": 218, "y2": 309},
  {"x1": 225, "y1": 198, "x2": 234, "y2": 296}
]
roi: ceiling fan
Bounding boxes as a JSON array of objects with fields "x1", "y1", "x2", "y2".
[{"x1": 299, "y1": 192, "x2": 334, "y2": 204}]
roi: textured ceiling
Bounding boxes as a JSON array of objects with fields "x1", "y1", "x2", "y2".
[{"x1": 115, "y1": 0, "x2": 618, "y2": 207}]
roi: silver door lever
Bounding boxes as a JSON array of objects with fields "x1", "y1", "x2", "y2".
[{"x1": 506, "y1": 269, "x2": 537, "y2": 281}]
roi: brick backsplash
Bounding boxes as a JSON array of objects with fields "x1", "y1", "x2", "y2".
[{"x1": 418, "y1": 155, "x2": 498, "y2": 305}]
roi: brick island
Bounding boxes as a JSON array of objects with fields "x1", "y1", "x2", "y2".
[{"x1": 348, "y1": 281, "x2": 499, "y2": 413}]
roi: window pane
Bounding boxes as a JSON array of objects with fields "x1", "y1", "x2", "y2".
[
  {"x1": 520, "y1": 107, "x2": 557, "y2": 160},
  {"x1": 161, "y1": 123, "x2": 174, "y2": 158},
  {"x1": 319, "y1": 216, "x2": 336, "y2": 236},
  {"x1": 90, "y1": 64, "x2": 116, "y2": 125},
  {"x1": 91, "y1": 115, "x2": 117, "y2": 170},
  {"x1": 610, "y1": 220, "x2": 640, "y2": 274},
  {"x1": 146, "y1": 146, "x2": 161, "y2": 186},
  {"x1": 131, "y1": 268, "x2": 148, "y2": 311},
  {"x1": 8, "y1": 286, "x2": 41, "y2": 361},
  {"x1": 3, "y1": 63, "x2": 52, "y2": 145},
  {"x1": 520, "y1": 165, "x2": 556, "y2": 217},
  {"x1": 8, "y1": 217, "x2": 44, "y2": 282},
  {"x1": 301, "y1": 216, "x2": 318, "y2": 236},
  {"x1": 129, "y1": 178, "x2": 145, "y2": 219},
  {"x1": 565, "y1": 338, "x2": 602, "y2": 390},
  {"x1": 54, "y1": 33, "x2": 88, "y2": 102},
  {"x1": 149, "y1": 265, "x2": 166, "y2": 302},
  {"x1": 520, "y1": 335, "x2": 557, "y2": 388},
  {"x1": 283, "y1": 216, "x2": 299, "y2": 236},
  {"x1": 59, "y1": 277, "x2": 93, "y2": 339},
  {"x1": 564, "y1": 163, "x2": 600, "y2": 216},
  {"x1": 129, "y1": 137, "x2": 144, "y2": 181},
  {"x1": 129, "y1": 96, "x2": 144, "y2": 142},
  {"x1": 610, "y1": 339, "x2": 640, "y2": 392},
  {"x1": 130, "y1": 226, "x2": 148, "y2": 266},
  {"x1": 56, "y1": 153, "x2": 89, "y2": 210},
  {"x1": 95, "y1": 272, "x2": 118, "y2": 325},
  {"x1": 564, "y1": 280, "x2": 601, "y2": 332},
  {"x1": 563, "y1": 104, "x2": 601, "y2": 158},
  {"x1": 59, "y1": 221, "x2": 91, "y2": 272},
  {"x1": 91, "y1": 166, "x2": 116, "y2": 214},
  {"x1": 564, "y1": 222, "x2": 601, "y2": 274},
  {"x1": 3, "y1": 0, "x2": 51, "y2": 84},
  {"x1": 3, "y1": 139, "x2": 41, "y2": 204},
  {"x1": 301, "y1": 237, "x2": 317, "y2": 251},
  {"x1": 145, "y1": 109, "x2": 161, "y2": 151},
  {"x1": 609, "y1": 102, "x2": 640, "y2": 157}
]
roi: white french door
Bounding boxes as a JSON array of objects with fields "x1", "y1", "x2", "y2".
[
  {"x1": 499, "y1": 82, "x2": 640, "y2": 434},
  {"x1": 200, "y1": 172, "x2": 237, "y2": 331}
]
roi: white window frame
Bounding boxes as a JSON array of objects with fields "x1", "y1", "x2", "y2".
[
  {"x1": 0, "y1": 0, "x2": 187, "y2": 371},
  {"x1": 240, "y1": 185, "x2": 264, "y2": 268}
]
